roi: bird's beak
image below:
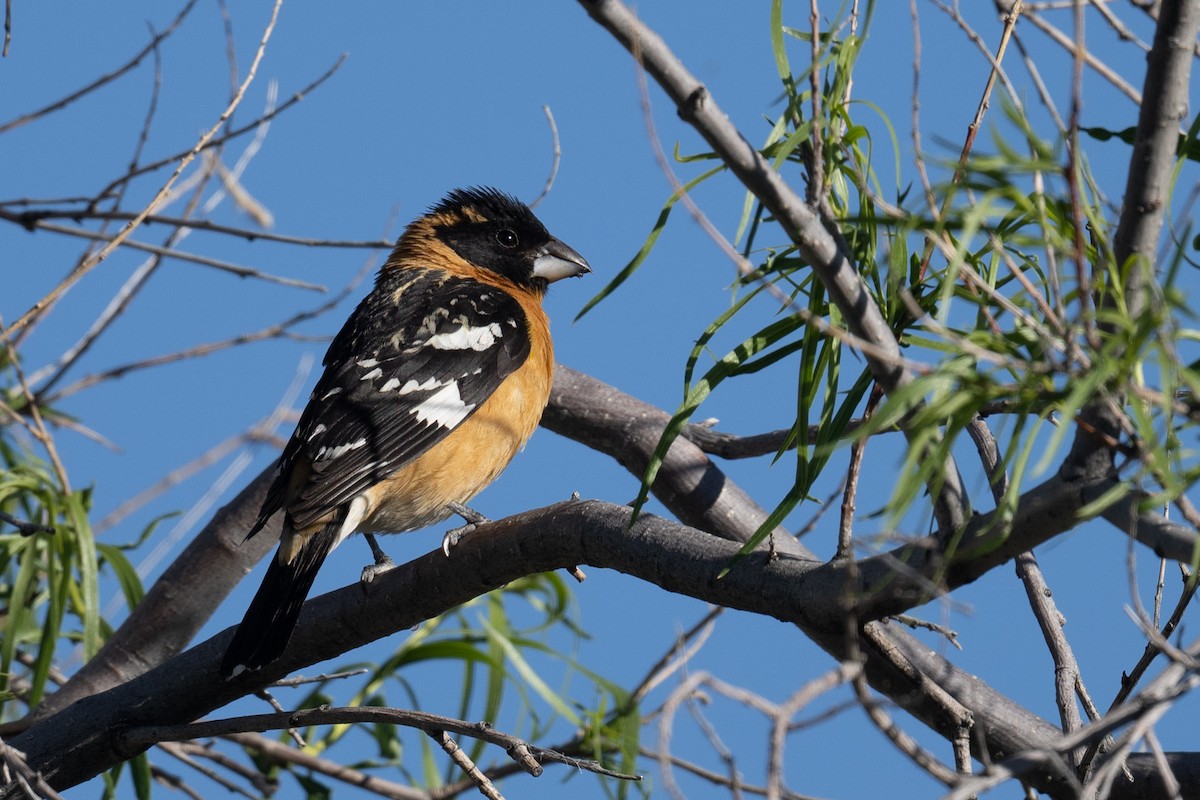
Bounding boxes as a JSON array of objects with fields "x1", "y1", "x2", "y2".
[{"x1": 533, "y1": 238, "x2": 591, "y2": 283}]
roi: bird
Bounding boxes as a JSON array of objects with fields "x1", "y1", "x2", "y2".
[{"x1": 221, "y1": 187, "x2": 590, "y2": 678}]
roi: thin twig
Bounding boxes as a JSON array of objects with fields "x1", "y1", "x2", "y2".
[
  {"x1": 6, "y1": 208, "x2": 391, "y2": 249},
  {"x1": 1, "y1": 337, "x2": 70, "y2": 492},
  {"x1": 1001, "y1": 0, "x2": 1142, "y2": 104},
  {"x1": 268, "y1": 668, "x2": 370, "y2": 688},
  {"x1": 121, "y1": 706, "x2": 641, "y2": 784},
  {"x1": 148, "y1": 763, "x2": 205, "y2": 800},
  {"x1": 630, "y1": 608, "x2": 720, "y2": 707},
  {"x1": 1078, "y1": 565, "x2": 1199, "y2": 776},
  {"x1": 171, "y1": 741, "x2": 274, "y2": 796},
  {"x1": 807, "y1": 0, "x2": 825, "y2": 204},
  {"x1": 3, "y1": 216, "x2": 325, "y2": 292},
  {"x1": 637, "y1": 747, "x2": 822, "y2": 800},
  {"x1": 0, "y1": 513, "x2": 52, "y2": 537},
  {"x1": 433, "y1": 731, "x2": 504, "y2": 799},
  {"x1": 223, "y1": 732, "x2": 419, "y2": 800},
  {"x1": 529, "y1": 105, "x2": 560, "y2": 210},
  {"x1": 889, "y1": 614, "x2": 962, "y2": 650},
  {"x1": 0, "y1": 0, "x2": 199, "y2": 134},
  {"x1": 857, "y1": 624, "x2": 968, "y2": 785},
  {"x1": 1, "y1": 0, "x2": 287, "y2": 344},
  {"x1": 156, "y1": 742, "x2": 256, "y2": 800},
  {"x1": 837, "y1": 384, "x2": 881, "y2": 559},
  {"x1": 92, "y1": 53, "x2": 347, "y2": 208}
]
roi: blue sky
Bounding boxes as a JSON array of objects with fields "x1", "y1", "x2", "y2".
[{"x1": 3, "y1": 2, "x2": 1197, "y2": 798}]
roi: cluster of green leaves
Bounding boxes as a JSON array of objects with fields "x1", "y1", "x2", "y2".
[
  {"x1": 0, "y1": 383, "x2": 154, "y2": 722},
  {"x1": 0, "y1": 437, "x2": 95, "y2": 709},
  {"x1": 583, "y1": 0, "x2": 1200, "y2": 556}
]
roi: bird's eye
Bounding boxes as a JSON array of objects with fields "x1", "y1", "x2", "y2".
[{"x1": 495, "y1": 228, "x2": 519, "y2": 248}]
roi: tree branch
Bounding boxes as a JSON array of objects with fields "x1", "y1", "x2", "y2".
[
  {"x1": 576, "y1": 0, "x2": 972, "y2": 534},
  {"x1": 123, "y1": 707, "x2": 638, "y2": 785},
  {"x1": 12, "y1": 368, "x2": 1197, "y2": 794},
  {"x1": 5, "y1": 495, "x2": 1194, "y2": 796},
  {"x1": 1111, "y1": 0, "x2": 1199, "y2": 318},
  {"x1": 16, "y1": 466, "x2": 281, "y2": 726},
  {"x1": 1061, "y1": 0, "x2": 1200, "y2": 483}
]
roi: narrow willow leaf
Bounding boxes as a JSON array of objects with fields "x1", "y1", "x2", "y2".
[
  {"x1": 632, "y1": 312, "x2": 810, "y2": 520},
  {"x1": 66, "y1": 491, "x2": 100, "y2": 659},
  {"x1": 481, "y1": 618, "x2": 582, "y2": 727},
  {"x1": 96, "y1": 543, "x2": 145, "y2": 609},
  {"x1": 131, "y1": 752, "x2": 152, "y2": 800},
  {"x1": 0, "y1": 538, "x2": 38, "y2": 697},
  {"x1": 575, "y1": 167, "x2": 723, "y2": 321}
]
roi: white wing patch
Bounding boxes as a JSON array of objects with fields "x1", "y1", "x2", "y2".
[
  {"x1": 398, "y1": 376, "x2": 445, "y2": 395},
  {"x1": 413, "y1": 381, "x2": 476, "y2": 429},
  {"x1": 426, "y1": 318, "x2": 504, "y2": 352},
  {"x1": 315, "y1": 437, "x2": 367, "y2": 462}
]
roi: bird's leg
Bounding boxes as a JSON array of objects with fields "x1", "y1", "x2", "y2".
[
  {"x1": 441, "y1": 501, "x2": 490, "y2": 556},
  {"x1": 360, "y1": 532, "x2": 396, "y2": 584}
]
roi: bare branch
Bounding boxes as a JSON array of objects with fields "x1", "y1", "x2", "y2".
[
  {"x1": 577, "y1": 0, "x2": 971, "y2": 534},
  {"x1": 1, "y1": 215, "x2": 326, "y2": 292},
  {"x1": 123, "y1": 706, "x2": 639, "y2": 785},
  {"x1": 5, "y1": 208, "x2": 392, "y2": 249},
  {"x1": 432, "y1": 731, "x2": 504, "y2": 800},
  {"x1": 0, "y1": 512, "x2": 51, "y2": 537},
  {"x1": 222, "y1": 732, "x2": 421, "y2": 799},
  {"x1": 528, "y1": 105, "x2": 560, "y2": 210},
  {"x1": 1, "y1": 0, "x2": 286, "y2": 344},
  {"x1": 0, "y1": 0, "x2": 199, "y2": 135},
  {"x1": 92, "y1": 53, "x2": 347, "y2": 207},
  {"x1": 993, "y1": 0, "x2": 1143, "y2": 105}
]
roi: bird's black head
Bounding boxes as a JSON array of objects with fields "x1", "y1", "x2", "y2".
[{"x1": 429, "y1": 187, "x2": 590, "y2": 292}]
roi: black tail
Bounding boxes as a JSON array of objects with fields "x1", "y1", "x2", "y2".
[{"x1": 221, "y1": 521, "x2": 341, "y2": 678}]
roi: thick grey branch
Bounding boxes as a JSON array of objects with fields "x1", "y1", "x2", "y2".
[
  {"x1": 544, "y1": 366, "x2": 1200, "y2": 797},
  {"x1": 1111, "y1": 0, "x2": 1200, "y2": 318},
  {"x1": 4, "y1": 498, "x2": 1193, "y2": 797},
  {"x1": 15, "y1": 369, "x2": 1199, "y2": 794},
  {"x1": 1062, "y1": 0, "x2": 1200, "y2": 482}
]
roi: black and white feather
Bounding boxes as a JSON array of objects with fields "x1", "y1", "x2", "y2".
[{"x1": 255, "y1": 267, "x2": 531, "y2": 533}]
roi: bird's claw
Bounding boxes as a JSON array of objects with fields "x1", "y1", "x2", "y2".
[
  {"x1": 360, "y1": 555, "x2": 396, "y2": 585},
  {"x1": 441, "y1": 524, "x2": 476, "y2": 556},
  {"x1": 441, "y1": 502, "x2": 490, "y2": 556}
]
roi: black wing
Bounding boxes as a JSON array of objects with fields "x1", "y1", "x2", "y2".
[{"x1": 255, "y1": 267, "x2": 531, "y2": 532}]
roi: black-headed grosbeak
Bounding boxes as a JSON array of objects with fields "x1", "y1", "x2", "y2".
[{"x1": 221, "y1": 187, "x2": 590, "y2": 678}]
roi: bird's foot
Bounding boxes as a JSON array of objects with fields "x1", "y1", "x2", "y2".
[
  {"x1": 360, "y1": 555, "x2": 395, "y2": 585},
  {"x1": 360, "y1": 532, "x2": 396, "y2": 585},
  {"x1": 442, "y1": 502, "x2": 490, "y2": 556}
]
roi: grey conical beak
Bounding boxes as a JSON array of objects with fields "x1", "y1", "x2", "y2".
[{"x1": 533, "y1": 237, "x2": 591, "y2": 283}]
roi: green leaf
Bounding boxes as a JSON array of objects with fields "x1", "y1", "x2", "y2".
[
  {"x1": 481, "y1": 617, "x2": 582, "y2": 727},
  {"x1": 66, "y1": 491, "x2": 101, "y2": 660},
  {"x1": 575, "y1": 167, "x2": 723, "y2": 321},
  {"x1": 96, "y1": 543, "x2": 145, "y2": 610},
  {"x1": 631, "y1": 310, "x2": 809, "y2": 521},
  {"x1": 131, "y1": 752, "x2": 152, "y2": 800}
]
